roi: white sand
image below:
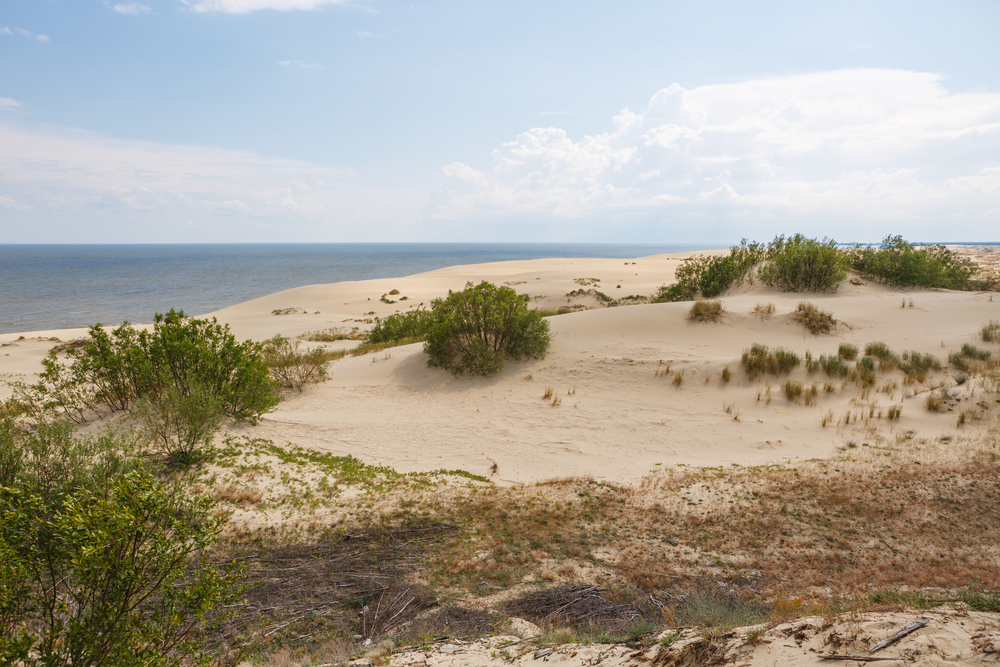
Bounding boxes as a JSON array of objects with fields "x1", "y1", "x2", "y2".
[{"x1": 3, "y1": 250, "x2": 999, "y2": 483}]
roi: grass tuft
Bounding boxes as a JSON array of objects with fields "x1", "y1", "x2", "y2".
[
  {"x1": 792, "y1": 302, "x2": 835, "y2": 335},
  {"x1": 688, "y1": 299, "x2": 725, "y2": 322},
  {"x1": 742, "y1": 344, "x2": 800, "y2": 380}
]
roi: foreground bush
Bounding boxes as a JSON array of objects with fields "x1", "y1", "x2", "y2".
[
  {"x1": 0, "y1": 419, "x2": 240, "y2": 666},
  {"x1": 847, "y1": 235, "x2": 981, "y2": 289},
  {"x1": 424, "y1": 281, "x2": 550, "y2": 376},
  {"x1": 21, "y1": 309, "x2": 279, "y2": 424}
]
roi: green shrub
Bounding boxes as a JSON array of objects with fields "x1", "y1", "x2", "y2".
[
  {"x1": 424, "y1": 281, "x2": 551, "y2": 376},
  {"x1": 846, "y1": 235, "x2": 981, "y2": 289},
  {"x1": 741, "y1": 344, "x2": 800, "y2": 380},
  {"x1": 653, "y1": 239, "x2": 767, "y2": 303},
  {"x1": 46, "y1": 309, "x2": 280, "y2": 423},
  {"x1": 757, "y1": 234, "x2": 847, "y2": 292},
  {"x1": 792, "y1": 302, "x2": 836, "y2": 335},
  {"x1": 838, "y1": 343, "x2": 858, "y2": 360},
  {"x1": 0, "y1": 421, "x2": 240, "y2": 666},
  {"x1": 262, "y1": 335, "x2": 331, "y2": 391},
  {"x1": 366, "y1": 309, "x2": 436, "y2": 344},
  {"x1": 134, "y1": 374, "x2": 224, "y2": 467}
]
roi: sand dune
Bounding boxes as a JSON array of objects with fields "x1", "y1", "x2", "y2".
[{"x1": 4, "y1": 250, "x2": 997, "y2": 484}]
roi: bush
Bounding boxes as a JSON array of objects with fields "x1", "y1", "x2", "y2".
[
  {"x1": 423, "y1": 282, "x2": 551, "y2": 376},
  {"x1": 39, "y1": 309, "x2": 279, "y2": 423},
  {"x1": 758, "y1": 234, "x2": 847, "y2": 292},
  {"x1": 0, "y1": 421, "x2": 240, "y2": 666},
  {"x1": 366, "y1": 309, "x2": 437, "y2": 345},
  {"x1": 688, "y1": 299, "x2": 725, "y2": 322},
  {"x1": 652, "y1": 239, "x2": 767, "y2": 303},
  {"x1": 792, "y1": 302, "x2": 836, "y2": 335},
  {"x1": 846, "y1": 235, "x2": 981, "y2": 289},
  {"x1": 741, "y1": 344, "x2": 800, "y2": 380},
  {"x1": 134, "y1": 374, "x2": 224, "y2": 467},
  {"x1": 262, "y1": 335, "x2": 331, "y2": 391}
]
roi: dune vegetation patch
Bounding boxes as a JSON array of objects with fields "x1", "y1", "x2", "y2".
[
  {"x1": 792, "y1": 301, "x2": 836, "y2": 335},
  {"x1": 687, "y1": 299, "x2": 725, "y2": 322}
]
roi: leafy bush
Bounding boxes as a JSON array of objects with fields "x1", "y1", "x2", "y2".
[
  {"x1": 261, "y1": 335, "x2": 331, "y2": 391},
  {"x1": 424, "y1": 281, "x2": 551, "y2": 376},
  {"x1": 366, "y1": 309, "x2": 436, "y2": 344},
  {"x1": 758, "y1": 234, "x2": 847, "y2": 292},
  {"x1": 846, "y1": 235, "x2": 982, "y2": 289},
  {"x1": 688, "y1": 299, "x2": 725, "y2": 322},
  {"x1": 741, "y1": 344, "x2": 800, "y2": 380},
  {"x1": 0, "y1": 421, "x2": 240, "y2": 666},
  {"x1": 792, "y1": 302, "x2": 836, "y2": 335},
  {"x1": 134, "y1": 374, "x2": 224, "y2": 467},
  {"x1": 34, "y1": 309, "x2": 279, "y2": 423},
  {"x1": 653, "y1": 239, "x2": 767, "y2": 303}
]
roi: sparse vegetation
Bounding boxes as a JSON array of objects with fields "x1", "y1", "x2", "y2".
[
  {"x1": 782, "y1": 380, "x2": 803, "y2": 401},
  {"x1": 687, "y1": 299, "x2": 725, "y2": 322},
  {"x1": 838, "y1": 343, "x2": 858, "y2": 360},
  {"x1": 983, "y1": 320, "x2": 1000, "y2": 343},
  {"x1": 751, "y1": 302, "x2": 775, "y2": 319},
  {"x1": 741, "y1": 344, "x2": 800, "y2": 380},
  {"x1": 792, "y1": 301, "x2": 836, "y2": 335},
  {"x1": 262, "y1": 334, "x2": 331, "y2": 391}
]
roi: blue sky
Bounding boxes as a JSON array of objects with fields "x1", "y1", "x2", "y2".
[{"x1": 2, "y1": 0, "x2": 999, "y2": 244}]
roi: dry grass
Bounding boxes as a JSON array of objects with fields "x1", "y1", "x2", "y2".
[
  {"x1": 983, "y1": 320, "x2": 1000, "y2": 343},
  {"x1": 751, "y1": 302, "x2": 775, "y2": 319},
  {"x1": 688, "y1": 299, "x2": 725, "y2": 322},
  {"x1": 792, "y1": 302, "x2": 836, "y2": 335}
]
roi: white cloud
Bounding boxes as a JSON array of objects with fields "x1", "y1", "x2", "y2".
[
  {"x1": 537, "y1": 111, "x2": 574, "y2": 116},
  {"x1": 358, "y1": 30, "x2": 372, "y2": 37},
  {"x1": 0, "y1": 194, "x2": 32, "y2": 211},
  {"x1": 0, "y1": 98, "x2": 22, "y2": 110},
  {"x1": 432, "y1": 69, "x2": 1000, "y2": 240},
  {"x1": 111, "y1": 2, "x2": 153, "y2": 14},
  {"x1": 0, "y1": 123, "x2": 427, "y2": 242},
  {"x1": 12, "y1": 27, "x2": 49, "y2": 42},
  {"x1": 183, "y1": 0, "x2": 346, "y2": 13},
  {"x1": 0, "y1": 27, "x2": 12, "y2": 35},
  {"x1": 277, "y1": 59, "x2": 322, "y2": 69}
]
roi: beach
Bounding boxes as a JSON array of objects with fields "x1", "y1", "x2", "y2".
[{"x1": 3, "y1": 249, "x2": 999, "y2": 666}]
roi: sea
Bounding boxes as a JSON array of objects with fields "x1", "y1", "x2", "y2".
[{"x1": 0, "y1": 243, "x2": 713, "y2": 335}]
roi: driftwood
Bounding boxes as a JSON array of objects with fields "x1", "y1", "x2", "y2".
[
  {"x1": 868, "y1": 618, "x2": 931, "y2": 653},
  {"x1": 821, "y1": 656, "x2": 901, "y2": 662}
]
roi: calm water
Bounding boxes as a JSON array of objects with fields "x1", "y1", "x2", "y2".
[{"x1": 0, "y1": 243, "x2": 711, "y2": 334}]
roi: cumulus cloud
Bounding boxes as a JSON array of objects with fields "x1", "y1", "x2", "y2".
[
  {"x1": 111, "y1": 2, "x2": 153, "y2": 14},
  {"x1": 432, "y1": 69, "x2": 1000, "y2": 239},
  {"x1": 183, "y1": 0, "x2": 346, "y2": 12},
  {"x1": 0, "y1": 123, "x2": 427, "y2": 242}
]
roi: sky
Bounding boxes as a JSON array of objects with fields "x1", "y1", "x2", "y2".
[{"x1": 1, "y1": 0, "x2": 999, "y2": 244}]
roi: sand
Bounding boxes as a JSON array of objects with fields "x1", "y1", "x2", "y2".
[
  {"x1": 3, "y1": 250, "x2": 999, "y2": 483},
  {"x1": 4, "y1": 249, "x2": 1000, "y2": 667}
]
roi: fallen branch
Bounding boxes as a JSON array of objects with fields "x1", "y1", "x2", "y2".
[
  {"x1": 868, "y1": 618, "x2": 931, "y2": 653},
  {"x1": 821, "y1": 655, "x2": 901, "y2": 662}
]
